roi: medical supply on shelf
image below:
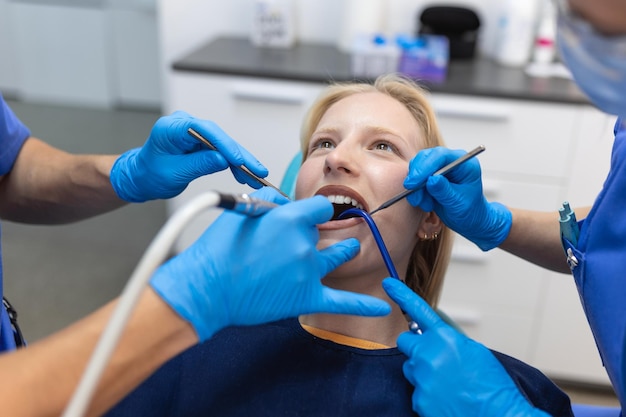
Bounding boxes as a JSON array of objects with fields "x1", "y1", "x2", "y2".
[
  {"x1": 251, "y1": 0, "x2": 296, "y2": 48},
  {"x1": 493, "y1": 0, "x2": 541, "y2": 67},
  {"x1": 396, "y1": 34, "x2": 449, "y2": 83},
  {"x1": 338, "y1": 0, "x2": 386, "y2": 52},
  {"x1": 369, "y1": 145, "x2": 485, "y2": 216},
  {"x1": 351, "y1": 34, "x2": 400, "y2": 78},
  {"x1": 188, "y1": 128, "x2": 289, "y2": 198},
  {"x1": 532, "y1": 0, "x2": 557, "y2": 64}
]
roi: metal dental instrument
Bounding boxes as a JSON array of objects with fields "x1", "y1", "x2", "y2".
[
  {"x1": 218, "y1": 192, "x2": 278, "y2": 217},
  {"x1": 188, "y1": 127, "x2": 290, "y2": 199},
  {"x1": 369, "y1": 145, "x2": 486, "y2": 216}
]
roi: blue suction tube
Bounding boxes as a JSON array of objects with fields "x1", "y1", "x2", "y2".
[
  {"x1": 338, "y1": 208, "x2": 400, "y2": 279},
  {"x1": 338, "y1": 207, "x2": 420, "y2": 333}
]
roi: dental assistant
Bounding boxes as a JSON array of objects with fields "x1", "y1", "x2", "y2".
[
  {"x1": 0, "y1": 94, "x2": 391, "y2": 416},
  {"x1": 384, "y1": 0, "x2": 626, "y2": 415}
]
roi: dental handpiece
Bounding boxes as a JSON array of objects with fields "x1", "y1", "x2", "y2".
[
  {"x1": 218, "y1": 192, "x2": 278, "y2": 217},
  {"x1": 188, "y1": 128, "x2": 290, "y2": 199},
  {"x1": 369, "y1": 145, "x2": 486, "y2": 216}
]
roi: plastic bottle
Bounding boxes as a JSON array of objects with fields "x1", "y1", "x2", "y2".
[
  {"x1": 338, "y1": 0, "x2": 386, "y2": 52},
  {"x1": 532, "y1": 0, "x2": 557, "y2": 64},
  {"x1": 350, "y1": 34, "x2": 399, "y2": 78},
  {"x1": 493, "y1": 0, "x2": 541, "y2": 67},
  {"x1": 251, "y1": 0, "x2": 296, "y2": 48}
]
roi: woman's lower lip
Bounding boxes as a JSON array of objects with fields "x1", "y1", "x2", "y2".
[{"x1": 318, "y1": 216, "x2": 363, "y2": 230}]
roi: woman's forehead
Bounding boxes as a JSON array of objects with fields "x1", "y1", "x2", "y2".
[{"x1": 316, "y1": 92, "x2": 424, "y2": 147}]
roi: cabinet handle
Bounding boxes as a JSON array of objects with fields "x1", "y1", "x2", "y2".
[
  {"x1": 231, "y1": 82, "x2": 306, "y2": 105},
  {"x1": 433, "y1": 101, "x2": 511, "y2": 122}
]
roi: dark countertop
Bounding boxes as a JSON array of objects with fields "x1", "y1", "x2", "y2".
[{"x1": 173, "y1": 37, "x2": 590, "y2": 105}]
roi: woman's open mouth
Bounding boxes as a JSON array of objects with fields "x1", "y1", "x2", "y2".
[{"x1": 314, "y1": 185, "x2": 369, "y2": 222}]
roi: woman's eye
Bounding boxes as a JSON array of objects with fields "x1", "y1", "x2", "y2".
[
  {"x1": 310, "y1": 139, "x2": 335, "y2": 152},
  {"x1": 373, "y1": 142, "x2": 396, "y2": 153}
]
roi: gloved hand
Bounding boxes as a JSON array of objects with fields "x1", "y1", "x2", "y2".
[
  {"x1": 110, "y1": 110, "x2": 268, "y2": 202},
  {"x1": 404, "y1": 146, "x2": 512, "y2": 251},
  {"x1": 382, "y1": 278, "x2": 550, "y2": 417},
  {"x1": 151, "y1": 187, "x2": 391, "y2": 341}
]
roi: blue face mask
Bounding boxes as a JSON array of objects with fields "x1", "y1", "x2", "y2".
[{"x1": 555, "y1": 1, "x2": 626, "y2": 117}]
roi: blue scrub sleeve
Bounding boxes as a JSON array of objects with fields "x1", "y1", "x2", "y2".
[{"x1": 0, "y1": 93, "x2": 31, "y2": 175}]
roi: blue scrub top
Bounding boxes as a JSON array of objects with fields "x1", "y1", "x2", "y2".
[{"x1": 0, "y1": 93, "x2": 31, "y2": 351}]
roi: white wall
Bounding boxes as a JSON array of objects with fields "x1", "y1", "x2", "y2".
[
  {"x1": 0, "y1": 0, "x2": 20, "y2": 95},
  {"x1": 0, "y1": 0, "x2": 161, "y2": 108}
]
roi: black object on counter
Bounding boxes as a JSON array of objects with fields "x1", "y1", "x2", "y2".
[{"x1": 418, "y1": 6, "x2": 480, "y2": 60}]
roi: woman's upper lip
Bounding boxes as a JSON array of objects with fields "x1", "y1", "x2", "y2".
[{"x1": 314, "y1": 185, "x2": 369, "y2": 212}]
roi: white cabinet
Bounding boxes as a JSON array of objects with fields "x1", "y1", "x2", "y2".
[{"x1": 166, "y1": 71, "x2": 614, "y2": 386}]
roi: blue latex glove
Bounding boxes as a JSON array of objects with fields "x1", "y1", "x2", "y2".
[
  {"x1": 110, "y1": 111, "x2": 268, "y2": 202},
  {"x1": 404, "y1": 146, "x2": 512, "y2": 251},
  {"x1": 151, "y1": 188, "x2": 391, "y2": 341},
  {"x1": 382, "y1": 278, "x2": 550, "y2": 417}
]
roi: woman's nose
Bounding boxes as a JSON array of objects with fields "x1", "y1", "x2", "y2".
[{"x1": 324, "y1": 142, "x2": 358, "y2": 175}]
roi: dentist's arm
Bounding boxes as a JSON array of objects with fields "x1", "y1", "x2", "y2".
[
  {"x1": 404, "y1": 147, "x2": 587, "y2": 274},
  {"x1": 0, "y1": 288, "x2": 196, "y2": 417},
  {"x1": 501, "y1": 206, "x2": 591, "y2": 274},
  {"x1": 0, "y1": 111, "x2": 267, "y2": 224}
]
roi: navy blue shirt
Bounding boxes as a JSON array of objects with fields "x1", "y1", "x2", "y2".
[{"x1": 107, "y1": 318, "x2": 573, "y2": 416}]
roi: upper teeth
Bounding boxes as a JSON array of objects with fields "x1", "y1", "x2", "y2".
[{"x1": 327, "y1": 195, "x2": 364, "y2": 210}]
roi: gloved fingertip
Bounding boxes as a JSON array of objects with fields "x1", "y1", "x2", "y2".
[
  {"x1": 250, "y1": 187, "x2": 290, "y2": 205},
  {"x1": 319, "y1": 238, "x2": 361, "y2": 276},
  {"x1": 297, "y1": 195, "x2": 334, "y2": 224},
  {"x1": 231, "y1": 167, "x2": 263, "y2": 188},
  {"x1": 381, "y1": 276, "x2": 408, "y2": 295},
  {"x1": 337, "y1": 237, "x2": 360, "y2": 252},
  {"x1": 322, "y1": 289, "x2": 391, "y2": 317},
  {"x1": 426, "y1": 174, "x2": 445, "y2": 191},
  {"x1": 397, "y1": 331, "x2": 420, "y2": 353},
  {"x1": 248, "y1": 162, "x2": 269, "y2": 178}
]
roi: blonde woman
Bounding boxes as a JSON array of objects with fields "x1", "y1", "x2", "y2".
[{"x1": 106, "y1": 75, "x2": 573, "y2": 416}]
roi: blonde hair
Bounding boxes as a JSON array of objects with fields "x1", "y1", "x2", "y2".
[{"x1": 299, "y1": 74, "x2": 453, "y2": 307}]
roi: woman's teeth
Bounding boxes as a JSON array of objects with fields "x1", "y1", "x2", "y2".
[{"x1": 326, "y1": 195, "x2": 364, "y2": 210}]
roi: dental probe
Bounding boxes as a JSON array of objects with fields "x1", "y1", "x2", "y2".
[
  {"x1": 369, "y1": 145, "x2": 486, "y2": 216},
  {"x1": 188, "y1": 127, "x2": 290, "y2": 199}
]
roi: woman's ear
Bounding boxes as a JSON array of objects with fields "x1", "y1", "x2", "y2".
[{"x1": 417, "y1": 211, "x2": 443, "y2": 241}]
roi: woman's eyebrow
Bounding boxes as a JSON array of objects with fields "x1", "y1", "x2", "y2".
[
  {"x1": 366, "y1": 126, "x2": 404, "y2": 138},
  {"x1": 312, "y1": 127, "x2": 339, "y2": 135}
]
